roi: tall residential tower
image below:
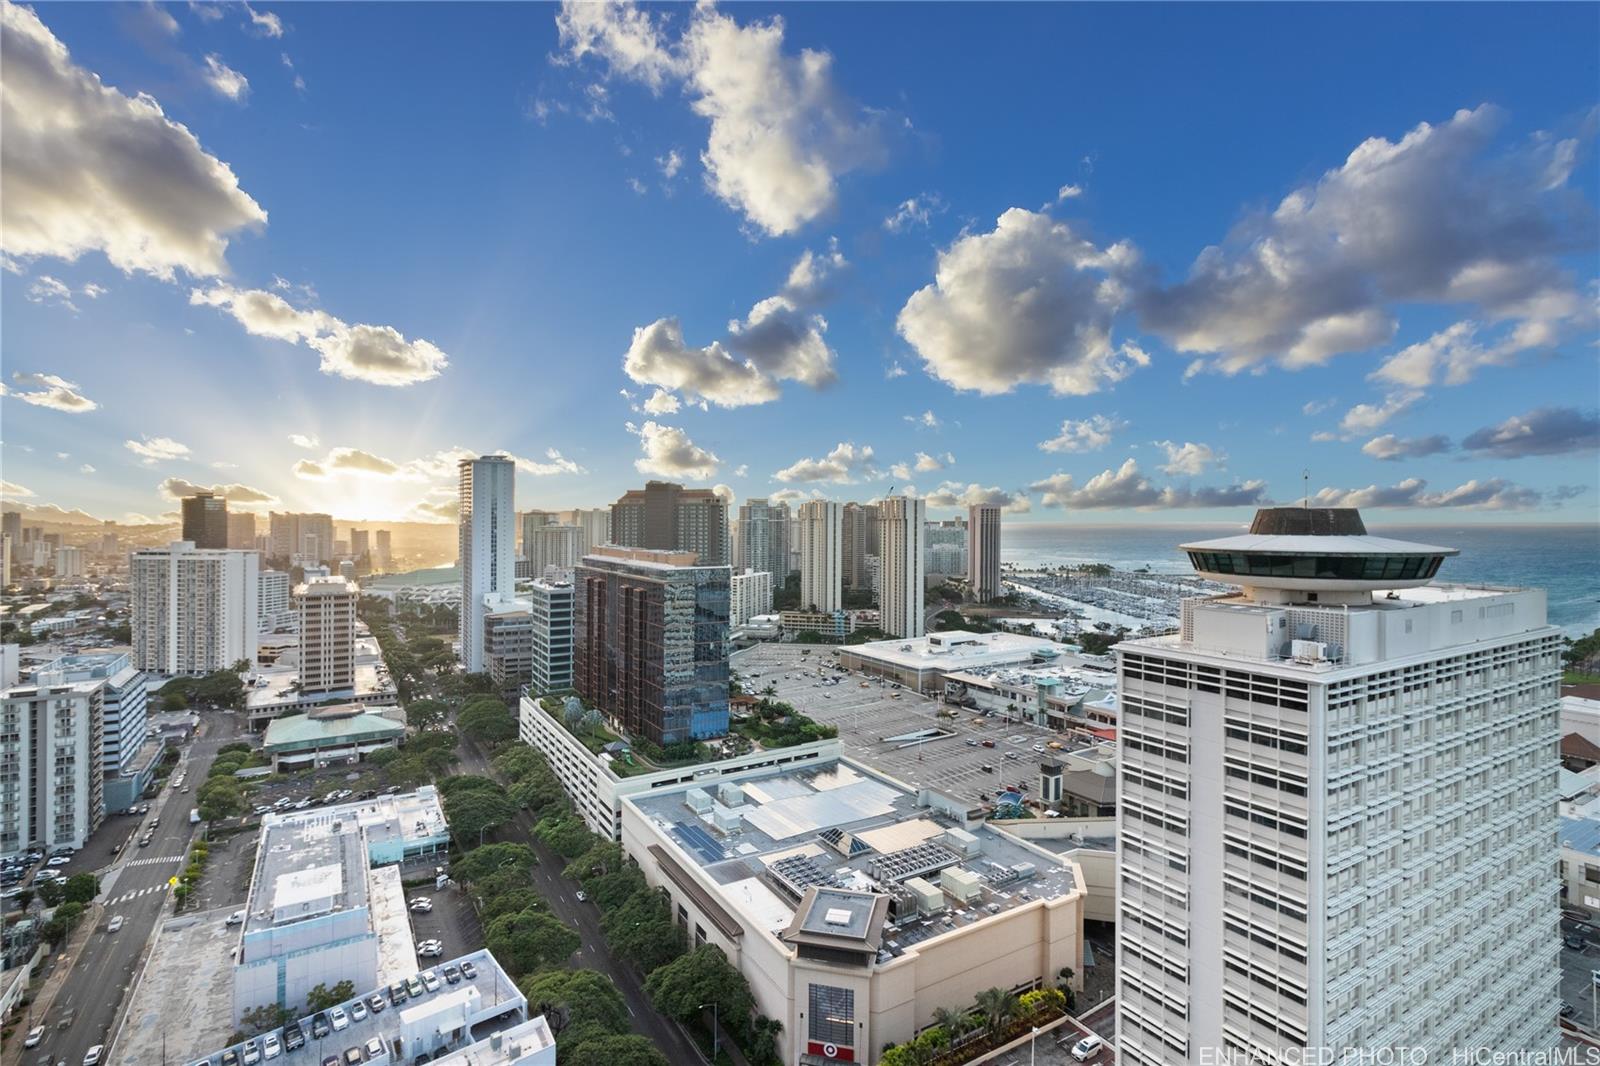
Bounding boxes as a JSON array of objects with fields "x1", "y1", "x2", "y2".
[
  {"x1": 877, "y1": 496, "x2": 925, "y2": 638},
  {"x1": 458, "y1": 455, "x2": 516, "y2": 674},
  {"x1": 797, "y1": 500, "x2": 842, "y2": 613},
  {"x1": 968, "y1": 503, "x2": 1002, "y2": 602},
  {"x1": 1113, "y1": 508, "x2": 1560, "y2": 1062}
]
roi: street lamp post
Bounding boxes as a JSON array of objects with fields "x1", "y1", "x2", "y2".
[
  {"x1": 698, "y1": 1001, "x2": 719, "y2": 1063},
  {"x1": 1030, "y1": 1025, "x2": 1039, "y2": 1066}
]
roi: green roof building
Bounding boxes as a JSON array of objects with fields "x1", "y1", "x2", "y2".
[{"x1": 261, "y1": 703, "x2": 405, "y2": 770}]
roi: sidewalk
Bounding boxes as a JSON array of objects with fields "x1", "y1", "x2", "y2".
[{"x1": 0, "y1": 903, "x2": 101, "y2": 1066}]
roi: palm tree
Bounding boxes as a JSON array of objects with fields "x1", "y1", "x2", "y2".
[
  {"x1": 975, "y1": 986, "x2": 1019, "y2": 1036},
  {"x1": 931, "y1": 1006, "x2": 971, "y2": 1037}
]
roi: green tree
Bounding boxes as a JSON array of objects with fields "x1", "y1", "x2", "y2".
[
  {"x1": 444, "y1": 788, "x2": 518, "y2": 844},
  {"x1": 306, "y1": 980, "x2": 355, "y2": 1012},
  {"x1": 405, "y1": 698, "x2": 450, "y2": 731},
  {"x1": 974, "y1": 986, "x2": 1019, "y2": 1036},
  {"x1": 35, "y1": 879, "x2": 67, "y2": 907},
  {"x1": 459, "y1": 699, "x2": 517, "y2": 745},
  {"x1": 63, "y1": 872, "x2": 100, "y2": 904},
  {"x1": 602, "y1": 886, "x2": 683, "y2": 973},
  {"x1": 535, "y1": 815, "x2": 597, "y2": 859},
  {"x1": 481, "y1": 886, "x2": 544, "y2": 923},
  {"x1": 643, "y1": 944, "x2": 752, "y2": 1027},
  {"x1": 240, "y1": 1004, "x2": 292, "y2": 1035},
  {"x1": 566, "y1": 1036, "x2": 671, "y2": 1066},
  {"x1": 484, "y1": 907, "x2": 580, "y2": 978},
  {"x1": 519, "y1": 969, "x2": 630, "y2": 1053},
  {"x1": 451, "y1": 842, "x2": 536, "y2": 883}
]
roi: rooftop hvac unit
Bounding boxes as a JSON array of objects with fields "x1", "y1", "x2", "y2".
[
  {"x1": 943, "y1": 827, "x2": 981, "y2": 858},
  {"x1": 718, "y1": 783, "x2": 745, "y2": 806},
  {"x1": 941, "y1": 866, "x2": 983, "y2": 903},
  {"x1": 713, "y1": 807, "x2": 743, "y2": 833},
  {"x1": 1291, "y1": 639, "x2": 1328, "y2": 661},
  {"x1": 1010, "y1": 862, "x2": 1036, "y2": 882},
  {"x1": 904, "y1": 876, "x2": 945, "y2": 916},
  {"x1": 685, "y1": 788, "x2": 713, "y2": 814}
]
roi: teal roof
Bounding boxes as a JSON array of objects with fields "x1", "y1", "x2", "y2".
[{"x1": 263, "y1": 711, "x2": 405, "y2": 752}]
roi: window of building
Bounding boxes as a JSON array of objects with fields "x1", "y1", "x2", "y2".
[{"x1": 807, "y1": 984, "x2": 855, "y2": 1047}]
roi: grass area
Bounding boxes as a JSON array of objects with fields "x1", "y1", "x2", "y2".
[{"x1": 1566, "y1": 671, "x2": 1600, "y2": 686}]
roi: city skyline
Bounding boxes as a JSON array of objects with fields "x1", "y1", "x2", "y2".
[{"x1": 2, "y1": 1, "x2": 1598, "y2": 530}]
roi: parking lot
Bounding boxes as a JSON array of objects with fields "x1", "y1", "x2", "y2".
[
  {"x1": 1559, "y1": 913, "x2": 1599, "y2": 1029},
  {"x1": 406, "y1": 877, "x2": 483, "y2": 967},
  {"x1": 734, "y1": 645, "x2": 1096, "y2": 808}
]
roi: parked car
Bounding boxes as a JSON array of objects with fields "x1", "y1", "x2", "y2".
[
  {"x1": 405, "y1": 976, "x2": 424, "y2": 998},
  {"x1": 387, "y1": 982, "x2": 408, "y2": 1006},
  {"x1": 283, "y1": 1024, "x2": 305, "y2": 1051},
  {"x1": 241, "y1": 1040, "x2": 261, "y2": 1065},
  {"x1": 1565, "y1": 933, "x2": 1587, "y2": 950},
  {"x1": 85, "y1": 1047, "x2": 105, "y2": 1066},
  {"x1": 329, "y1": 1006, "x2": 349, "y2": 1031},
  {"x1": 408, "y1": 897, "x2": 432, "y2": 913},
  {"x1": 422, "y1": 972, "x2": 441, "y2": 993},
  {"x1": 225, "y1": 910, "x2": 246, "y2": 926},
  {"x1": 1070, "y1": 1035, "x2": 1104, "y2": 1062},
  {"x1": 24, "y1": 1026, "x2": 44, "y2": 1048},
  {"x1": 364, "y1": 1039, "x2": 384, "y2": 1058},
  {"x1": 262, "y1": 1033, "x2": 281, "y2": 1059},
  {"x1": 321, "y1": 1058, "x2": 339, "y2": 1066},
  {"x1": 442, "y1": 963, "x2": 461, "y2": 984},
  {"x1": 460, "y1": 961, "x2": 478, "y2": 980},
  {"x1": 310, "y1": 1014, "x2": 330, "y2": 1039},
  {"x1": 366, "y1": 992, "x2": 386, "y2": 1014},
  {"x1": 417, "y1": 939, "x2": 443, "y2": 958},
  {"x1": 350, "y1": 999, "x2": 368, "y2": 1022},
  {"x1": 342, "y1": 1049, "x2": 362, "y2": 1066},
  {"x1": 47, "y1": 856, "x2": 71, "y2": 867}
]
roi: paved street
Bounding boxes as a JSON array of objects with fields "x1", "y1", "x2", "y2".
[
  {"x1": 7, "y1": 712, "x2": 241, "y2": 1066},
  {"x1": 454, "y1": 733, "x2": 712, "y2": 1066}
]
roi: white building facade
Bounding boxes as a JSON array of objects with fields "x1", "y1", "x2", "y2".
[
  {"x1": 259, "y1": 569, "x2": 294, "y2": 633},
  {"x1": 528, "y1": 579, "x2": 575, "y2": 694},
  {"x1": 458, "y1": 456, "x2": 516, "y2": 674},
  {"x1": 0, "y1": 675, "x2": 105, "y2": 857},
  {"x1": 297, "y1": 575, "x2": 358, "y2": 694},
  {"x1": 130, "y1": 541, "x2": 260, "y2": 676},
  {"x1": 1113, "y1": 508, "x2": 1561, "y2": 1063},
  {"x1": 730, "y1": 569, "x2": 774, "y2": 626},
  {"x1": 797, "y1": 500, "x2": 842, "y2": 614},
  {"x1": 877, "y1": 496, "x2": 925, "y2": 638}
]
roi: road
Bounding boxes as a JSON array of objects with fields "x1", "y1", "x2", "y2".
[
  {"x1": 10, "y1": 713, "x2": 240, "y2": 1066},
  {"x1": 454, "y1": 733, "x2": 711, "y2": 1066}
]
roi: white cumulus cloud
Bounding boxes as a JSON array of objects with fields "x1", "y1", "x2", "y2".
[
  {"x1": 5, "y1": 371, "x2": 97, "y2": 412},
  {"x1": 1038, "y1": 414, "x2": 1125, "y2": 453},
  {"x1": 628, "y1": 421, "x2": 721, "y2": 479},
  {"x1": 202, "y1": 54, "x2": 249, "y2": 101},
  {"x1": 774, "y1": 442, "x2": 877, "y2": 484},
  {"x1": 125, "y1": 436, "x2": 191, "y2": 463}
]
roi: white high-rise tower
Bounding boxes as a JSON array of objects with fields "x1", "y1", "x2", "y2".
[
  {"x1": 877, "y1": 496, "x2": 925, "y2": 638},
  {"x1": 459, "y1": 455, "x2": 516, "y2": 673},
  {"x1": 1113, "y1": 508, "x2": 1560, "y2": 1063},
  {"x1": 796, "y1": 500, "x2": 841, "y2": 613}
]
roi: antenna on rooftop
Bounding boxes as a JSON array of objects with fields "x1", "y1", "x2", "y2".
[{"x1": 1302, "y1": 469, "x2": 1310, "y2": 509}]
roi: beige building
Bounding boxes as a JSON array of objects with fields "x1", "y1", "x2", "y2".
[
  {"x1": 619, "y1": 756, "x2": 1085, "y2": 1065},
  {"x1": 295, "y1": 575, "x2": 358, "y2": 694}
]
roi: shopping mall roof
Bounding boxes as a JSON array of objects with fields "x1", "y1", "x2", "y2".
[{"x1": 263, "y1": 709, "x2": 405, "y2": 751}]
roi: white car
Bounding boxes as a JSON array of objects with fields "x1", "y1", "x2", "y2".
[
  {"x1": 85, "y1": 1047, "x2": 105, "y2": 1066},
  {"x1": 108, "y1": 915, "x2": 124, "y2": 933},
  {"x1": 329, "y1": 1006, "x2": 349, "y2": 1031},
  {"x1": 262, "y1": 1033, "x2": 282, "y2": 1059},
  {"x1": 421, "y1": 971, "x2": 441, "y2": 993},
  {"x1": 409, "y1": 898, "x2": 433, "y2": 913},
  {"x1": 226, "y1": 909, "x2": 247, "y2": 926},
  {"x1": 24, "y1": 1026, "x2": 44, "y2": 1048},
  {"x1": 417, "y1": 939, "x2": 443, "y2": 958},
  {"x1": 47, "y1": 856, "x2": 71, "y2": 866},
  {"x1": 350, "y1": 1000, "x2": 368, "y2": 1022},
  {"x1": 242, "y1": 1041, "x2": 261, "y2": 1065},
  {"x1": 1070, "y1": 1034, "x2": 1104, "y2": 1062}
]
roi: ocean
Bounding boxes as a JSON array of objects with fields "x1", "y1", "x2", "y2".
[{"x1": 1001, "y1": 523, "x2": 1600, "y2": 638}]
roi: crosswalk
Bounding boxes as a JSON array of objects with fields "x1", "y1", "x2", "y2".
[
  {"x1": 122, "y1": 855, "x2": 183, "y2": 868},
  {"x1": 107, "y1": 883, "x2": 168, "y2": 905}
]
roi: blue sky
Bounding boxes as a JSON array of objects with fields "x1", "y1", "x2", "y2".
[{"x1": 2, "y1": 0, "x2": 1597, "y2": 527}]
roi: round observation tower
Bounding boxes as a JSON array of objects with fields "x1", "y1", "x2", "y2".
[{"x1": 1181, "y1": 507, "x2": 1458, "y2": 605}]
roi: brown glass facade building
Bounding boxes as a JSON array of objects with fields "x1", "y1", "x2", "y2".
[
  {"x1": 609, "y1": 481, "x2": 729, "y2": 565},
  {"x1": 181, "y1": 492, "x2": 229, "y2": 549},
  {"x1": 574, "y1": 546, "x2": 729, "y2": 747}
]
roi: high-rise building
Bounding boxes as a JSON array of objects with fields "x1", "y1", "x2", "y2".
[
  {"x1": 526, "y1": 524, "x2": 581, "y2": 577},
  {"x1": 350, "y1": 528, "x2": 370, "y2": 562},
  {"x1": 521, "y1": 510, "x2": 559, "y2": 557},
  {"x1": 225, "y1": 511, "x2": 255, "y2": 551},
  {"x1": 1, "y1": 672, "x2": 105, "y2": 858},
  {"x1": 1, "y1": 511, "x2": 20, "y2": 546},
  {"x1": 1113, "y1": 508, "x2": 1561, "y2": 1062},
  {"x1": 54, "y1": 545, "x2": 84, "y2": 579},
  {"x1": 259, "y1": 569, "x2": 293, "y2": 633},
  {"x1": 529, "y1": 578, "x2": 575, "y2": 694},
  {"x1": 267, "y1": 512, "x2": 334, "y2": 564},
  {"x1": 484, "y1": 597, "x2": 534, "y2": 699},
  {"x1": 181, "y1": 491, "x2": 229, "y2": 549},
  {"x1": 730, "y1": 569, "x2": 774, "y2": 626},
  {"x1": 32, "y1": 652, "x2": 148, "y2": 778},
  {"x1": 797, "y1": 501, "x2": 842, "y2": 613},
  {"x1": 459, "y1": 456, "x2": 516, "y2": 674},
  {"x1": 98, "y1": 522, "x2": 119, "y2": 559},
  {"x1": 877, "y1": 496, "x2": 925, "y2": 638},
  {"x1": 924, "y1": 518, "x2": 967, "y2": 579},
  {"x1": 736, "y1": 499, "x2": 775, "y2": 574},
  {"x1": 374, "y1": 529, "x2": 392, "y2": 570},
  {"x1": 841, "y1": 502, "x2": 878, "y2": 591},
  {"x1": 769, "y1": 501, "x2": 794, "y2": 577},
  {"x1": 573, "y1": 545, "x2": 729, "y2": 746},
  {"x1": 968, "y1": 504, "x2": 1002, "y2": 602},
  {"x1": 296, "y1": 575, "x2": 358, "y2": 695},
  {"x1": 558, "y1": 508, "x2": 611, "y2": 555},
  {"x1": 1, "y1": 534, "x2": 10, "y2": 588},
  {"x1": 609, "y1": 481, "x2": 729, "y2": 565},
  {"x1": 130, "y1": 542, "x2": 259, "y2": 676}
]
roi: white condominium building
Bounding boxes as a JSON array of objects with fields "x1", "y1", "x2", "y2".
[
  {"x1": 796, "y1": 500, "x2": 842, "y2": 613},
  {"x1": 54, "y1": 545, "x2": 84, "y2": 579},
  {"x1": 130, "y1": 541, "x2": 260, "y2": 676},
  {"x1": 558, "y1": 508, "x2": 611, "y2": 555},
  {"x1": 528, "y1": 578, "x2": 574, "y2": 694},
  {"x1": 259, "y1": 569, "x2": 294, "y2": 633},
  {"x1": 0, "y1": 674, "x2": 106, "y2": 858},
  {"x1": 968, "y1": 503, "x2": 1002, "y2": 602},
  {"x1": 525, "y1": 523, "x2": 581, "y2": 577},
  {"x1": 459, "y1": 455, "x2": 516, "y2": 674},
  {"x1": 296, "y1": 575, "x2": 358, "y2": 695},
  {"x1": 730, "y1": 569, "x2": 774, "y2": 626},
  {"x1": 877, "y1": 495, "x2": 925, "y2": 638},
  {"x1": 1113, "y1": 508, "x2": 1561, "y2": 1064}
]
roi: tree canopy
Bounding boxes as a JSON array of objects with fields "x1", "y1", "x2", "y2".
[
  {"x1": 459, "y1": 698, "x2": 517, "y2": 744},
  {"x1": 484, "y1": 907, "x2": 580, "y2": 978},
  {"x1": 644, "y1": 944, "x2": 753, "y2": 1028}
]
